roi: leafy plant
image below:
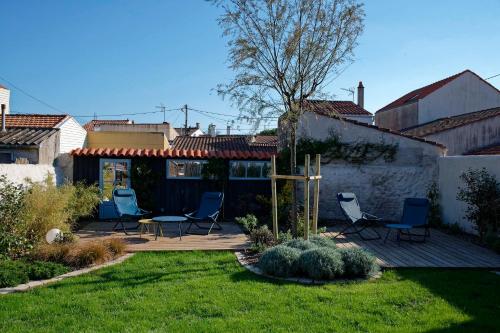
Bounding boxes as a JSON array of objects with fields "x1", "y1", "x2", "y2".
[
  {"x1": 339, "y1": 248, "x2": 378, "y2": 278},
  {"x1": 235, "y1": 214, "x2": 259, "y2": 233},
  {"x1": 283, "y1": 239, "x2": 318, "y2": 251},
  {"x1": 0, "y1": 260, "x2": 29, "y2": 288},
  {"x1": 249, "y1": 225, "x2": 275, "y2": 252},
  {"x1": 131, "y1": 162, "x2": 161, "y2": 211},
  {"x1": 308, "y1": 236, "x2": 336, "y2": 249},
  {"x1": 25, "y1": 261, "x2": 69, "y2": 280},
  {"x1": 258, "y1": 245, "x2": 301, "y2": 277},
  {"x1": 457, "y1": 168, "x2": 500, "y2": 241},
  {"x1": 427, "y1": 182, "x2": 442, "y2": 227},
  {"x1": 297, "y1": 247, "x2": 344, "y2": 280}
]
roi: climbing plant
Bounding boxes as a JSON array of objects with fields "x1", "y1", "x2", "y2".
[{"x1": 279, "y1": 130, "x2": 398, "y2": 171}]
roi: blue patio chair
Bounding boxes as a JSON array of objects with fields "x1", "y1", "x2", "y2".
[
  {"x1": 185, "y1": 192, "x2": 224, "y2": 235},
  {"x1": 335, "y1": 192, "x2": 382, "y2": 241},
  {"x1": 384, "y1": 198, "x2": 430, "y2": 244},
  {"x1": 112, "y1": 188, "x2": 150, "y2": 234}
]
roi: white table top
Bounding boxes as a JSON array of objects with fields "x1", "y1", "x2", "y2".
[{"x1": 152, "y1": 216, "x2": 188, "y2": 222}]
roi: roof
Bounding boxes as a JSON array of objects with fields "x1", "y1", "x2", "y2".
[
  {"x1": 465, "y1": 144, "x2": 500, "y2": 156},
  {"x1": 83, "y1": 119, "x2": 131, "y2": 131},
  {"x1": 71, "y1": 135, "x2": 278, "y2": 159},
  {"x1": 173, "y1": 135, "x2": 277, "y2": 153},
  {"x1": 0, "y1": 128, "x2": 59, "y2": 146},
  {"x1": 402, "y1": 107, "x2": 500, "y2": 137},
  {"x1": 377, "y1": 70, "x2": 499, "y2": 113},
  {"x1": 303, "y1": 100, "x2": 372, "y2": 116},
  {"x1": 4, "y1": 114, "x2": 68, "y2": 128}
]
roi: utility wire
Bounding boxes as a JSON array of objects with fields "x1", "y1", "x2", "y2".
[
  {"x1": 72, "y1": 108, "x2": 180, "y2": 118},
  {"x1": 485, "y1": 73, "x2": 500, "y2": 80}
]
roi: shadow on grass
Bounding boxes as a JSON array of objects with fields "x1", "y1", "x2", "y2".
[{"x1": 395, "y1": 269, "x2": 500, "y2": 333}]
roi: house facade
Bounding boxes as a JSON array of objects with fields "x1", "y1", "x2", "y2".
[
  {"x1": 375, "y1": 70, "x2": 500, "y2": 130},
  {"x1": 72, "y1": 135, "x2": 277, "y2": 219}
]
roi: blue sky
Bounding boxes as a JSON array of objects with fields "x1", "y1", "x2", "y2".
[{"x1": 0, "y1": 0, "x2": 499, "y2": 133}]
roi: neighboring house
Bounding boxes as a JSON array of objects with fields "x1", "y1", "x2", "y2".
[
  {"x1": 0, "y1": 113, "x2": 86, "y2": 184},
  {"x1": 71, "y1": 134, "x2": 277, "y2": 219},
  {"x1": 279, "y1": 110, "x2": 446, "y2": 221},
  {"x1": 402, "y1": 107, "x2": 500, "y2": 155},
  {"x1": 0, "y1": 85, "x2": 10, "y2": 114},
  {"x1": 174, "y1": 123, "x2": 204, "y2": 137},
  {"x1": 375, "y1": 69, "x2": 500, "y2": 130}
]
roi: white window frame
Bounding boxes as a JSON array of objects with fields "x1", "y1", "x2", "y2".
[
  {"x1": 99, "y1": 158, "x2": 131, "y2": 201},
  {"x1": 166, "y1": 159, "x2": 207, "y2": 179},
  {"x1": 229, "y1": 160, "x2": 271, "y2": 180}
]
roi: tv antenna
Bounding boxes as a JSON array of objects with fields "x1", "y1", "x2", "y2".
[{"x1": 341, "y1": 87, "x2": 355, "y2": 102}]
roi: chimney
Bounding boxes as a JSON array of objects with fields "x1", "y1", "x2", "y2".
[
  {"x1": 196, "y1": 122, "x2": 200, "y2": 129},
  {"x1": 1, "y1": 104, "x2": 6, "y2": 132},
  {"x1": 357, "y1": 81, "x2": 364, "y2": 109},
  {"x1": 208, "y1": 123, "x2": 216, "y2": 137},
  {"x1": 226, "y1": 125, "x2": 231, "y2": 135}
]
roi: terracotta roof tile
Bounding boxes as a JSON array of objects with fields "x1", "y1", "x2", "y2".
[
  {"x1": 402, "y1": 107, "x2": 500, "y2": 137},
  {"x1": 465, "y1": 144, "x2": 500, "y2": 156},
  {"x1": 4, "y1": 114, "x2": 68, "y2": 128},
  {"x1": 83, "y1": 119, "x2": 131, "y2": 131},
  {"x1": 303, "y1": 100, "x2": 372, "y2": 116}
]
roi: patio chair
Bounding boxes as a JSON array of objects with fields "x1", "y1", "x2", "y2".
[
  {"x1": 384, "y1": 198, "x2": 430, "y2": 244},
  {"x1": 184, "y1": 192, "x2": 224, "y2": 235},
  {"x1": 335, "y1": 192, "x2": 382, "y2": 241},
  {"x1": 112, "y1": 188, "x2": 150, "y2": 235}
]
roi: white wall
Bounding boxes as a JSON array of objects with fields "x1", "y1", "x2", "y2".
[
  {"x1": 419, "y1": 71, "x2": 500, "y2": 124},
  {"x1": 438, "y1": 155, "x2": 500, "y2": 233},
  {"x1": 343, "y1": 114, "x2": 374, "y2": 124},
  {"x1": 56, "y1": 117, "x2": 87, "y2": 153},
  {"x1": 0, "y1": 87, "x2": 10, "y2": 114},
  {"x1": 294, "y1": 112, "x2": 445, "y2": 221},
  {"x1": 0, "y1": 164, "x2": 64, "y2": 185}
]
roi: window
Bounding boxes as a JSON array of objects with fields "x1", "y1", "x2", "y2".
[
  {"x1": 167, "y1": 160, "x2": 207, "y2": 179},
  {"x1": 99, "y1": 159, "x2": 131, "y2": 201},
  {"x1": 229, "y1": 161, "x2": 271, "y2": 179},
  {"x1": 0, "y1": 152, "x2": 13, "y2": 164}
]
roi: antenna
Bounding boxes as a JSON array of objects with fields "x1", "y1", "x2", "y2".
[
  {"x1": 155, "y1": 103, "x2": 166, "y2": 122},
  {"x1": 341, "y1": 87, "x2": 355, "y2": 102}
]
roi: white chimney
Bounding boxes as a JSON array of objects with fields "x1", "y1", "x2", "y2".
[
  {"x1": 0, "y1": 86, "x2": 10, "y2": 115},
  {"x1": 208, "y1": 123, "x2": 216, "y2": 137},
  {"x1": 357, "y1": 81, "x2": 364, "y2": 109},
  {"x1": 226, "y1": 125, "x2": 231, "y2": 135}
]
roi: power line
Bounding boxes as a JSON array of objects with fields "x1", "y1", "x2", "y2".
[
  {"x1": 485, "y1": 73, "x2": 500, "y2": 80},
  {"x1": 0, "y1": 74, "x2": 68, "y2": 114},
  {"x1": 72, "y1": 108, "x2": 180, "y2": 118}
]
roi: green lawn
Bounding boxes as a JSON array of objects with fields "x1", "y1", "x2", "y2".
[{"x1": 0, "y1": 252, "x2": 499, "y2": 333}]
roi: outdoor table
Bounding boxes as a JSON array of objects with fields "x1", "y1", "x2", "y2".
[{"x1": 152, "y1": 216, "x2": 187, "y2": 241}]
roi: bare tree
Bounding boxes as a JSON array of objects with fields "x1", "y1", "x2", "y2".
[{"x1": 214, "y1": 0, "x2": 365, "y2": 234}]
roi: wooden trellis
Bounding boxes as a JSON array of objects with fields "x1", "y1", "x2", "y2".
[{"x1": 270, "y1": 154, "x2": 322, "y2": 240}]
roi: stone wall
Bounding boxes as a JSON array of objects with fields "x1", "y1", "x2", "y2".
[{"x1": 293, "y1": 112, "x2": 446, "y2": 221}]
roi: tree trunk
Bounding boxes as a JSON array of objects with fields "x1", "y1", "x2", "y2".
[{"x1": 290, "y1": 121, "x2": 298, "y2": 236}]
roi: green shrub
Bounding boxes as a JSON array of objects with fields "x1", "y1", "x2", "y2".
[
  {"x1": 25, "y1": 261, "x2": 69, "y2": 280},
  {"x1": 258, "y1": 245, "x2": 301, "y2": 277},
  {"x1": 235, "y1": 214, "x2": 259, "y2": 233},
  {"x1": 0, "y1": 260, "x2": 29, "y2": 288},
  {"x1": 250, "y1": 225, "x2": 275, "y2": 251},
  {"x1": 308, "y1": 236, "x2": 336, "y2": 249},
  {"x1": 297, "y1": 247, "x2": 344, "y2": 280},
  {"x1": 339, "y1": 248, "x2": 378, "y2": 278},
  {"x1": 283, "y1": 239, "x2": 317, "y2": 251}
]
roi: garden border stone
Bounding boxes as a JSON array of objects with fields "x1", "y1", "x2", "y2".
[
  {"x1": 235, "y1": 251, "x2": 381, "y2": 285},
  {"x1": 0, "y1": 253, "x2": 135, "y2": 295}
]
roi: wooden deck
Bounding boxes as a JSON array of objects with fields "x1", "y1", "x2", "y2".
[
  {"x1": 76, "y1": 221, "x2": 251, "y2": 251},
  {"x1": 323, "y1": 225, "x2": 500, "y2": 268}
]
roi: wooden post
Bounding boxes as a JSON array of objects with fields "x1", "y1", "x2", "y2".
[
  {"x1": 303, "y1": 154, "x2": 310, "y2": 240},
  {"x1": 312, "y1": 154, "x2": 321, "y2": 235},
  {"x1": 270, "y1": 155, "x2": 278, "y2": 239}
]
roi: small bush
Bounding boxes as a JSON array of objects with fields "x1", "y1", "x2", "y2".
[
  {"x1": 104, "y1": 238, "x2": 126, "y2": 257},
  {"x1": 54, "y1": 232, "x2": 79, "y2": 244},
  {"x1": 25, "y1": 261, "x2": 69, "y2": 280},
  {"x1": 32, "y1": 243, "x2": 71, "y2": 264},
  {"x1": 0, "y1": 260, "x2": 29, "y2": 288},
  {"x1": 339, "y1": 248, "x2": 378, "y2": 278},
  {"x1": 283, "y1": 239, "x2": 317, "y2": 251},
  {"x1": 308, "y1": 236, "x2": 336, "y2": 249},
  {"x1": 298, "y1": 247, "x2": 344, "y2": 280},
  {"x1": 258, "y1": 245, "x2": 301, "y2": 277},
  {"x1": 65, "y1": 241, "x2": 112, "y2": 268},
  {"x1": 250, "y1": 225, "x2": 275, "y2": 251},
  {"x1": 235, "y1": 214, "x2": 259, "y2": 233}
]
